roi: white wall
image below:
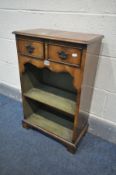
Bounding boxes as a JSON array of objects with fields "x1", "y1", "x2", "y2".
[{"x1": 0, "y1": 0, "x2": 116, "y2": 124}]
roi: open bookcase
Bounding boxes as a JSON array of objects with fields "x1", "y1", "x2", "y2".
[
  {"x1": 14, "y1": 28, "x2": 103, "y2": 153},
  {"x1": 22, "y1": 63, "x2": 77, "y2": 143}
]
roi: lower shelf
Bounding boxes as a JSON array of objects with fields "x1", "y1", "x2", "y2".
[{"x1": 24, "y1": 110, "x2": 73, "y2": 142}]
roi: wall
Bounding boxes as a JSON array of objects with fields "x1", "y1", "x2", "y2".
[{"x1": 0, "y1": 0, "x2": 116, "y2": 125}]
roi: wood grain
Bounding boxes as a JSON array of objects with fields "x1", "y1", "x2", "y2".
[
  {"x1": 13, "y1": 28, "x2": 103, "y2": 44},
  {"x1": 17, "y1": 38, "x2": 44, "y2": 59},
  {"x1": 48, "y1": 44, "x2": 81, "y2": 66}
]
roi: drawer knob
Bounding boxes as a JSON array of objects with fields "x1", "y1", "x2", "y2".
[
  {"x1": 26, "y1": 45, "x2": 35, "y2": 54},
  {"x1": 58, "y1": 51, "x2": 68, "y2": 60}
]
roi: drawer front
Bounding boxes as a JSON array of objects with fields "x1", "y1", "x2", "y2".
[
  {"x1": 17, "y1": 39, "x2": 44, "y2": 59},
  {"x1": 48, "y1": 44, "x2": 82, "y2": 66}
]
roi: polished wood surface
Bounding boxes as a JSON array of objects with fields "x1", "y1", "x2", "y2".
[
  {"x1": 17, "y1": 38, "x2": 44, "y2": 59},
  {"x1": 48, "y1": 44, "x2": 82, "y2": 66},
  {"x1": 13, "y1": 28, "x2": 103, "y2": 44},
  {"x1": 14, "y1": 28, "x2": 103, "y2": 153},
  {"x1": 18, "y1": 55, "x2": 83, "y2": 91}
]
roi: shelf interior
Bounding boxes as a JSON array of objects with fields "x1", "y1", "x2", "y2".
[
  {"x1": 21, "y1": 63, "x2": 77, "y2": 142},
  {"x1": 24, "y1": 88, "x2": 76, "y2": 115},
  {"x1": 22, "y1": 63, "x2": 77, "y2": 115},
  {"x1": 26, "y1": 111, "x2": 73, "y2": 142},
  {"x1": 24, "y1": 99, "x2": 73, "y2": 142}
]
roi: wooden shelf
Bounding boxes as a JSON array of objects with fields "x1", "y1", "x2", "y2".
[
  {"x1": 25, "y1": 109, "x2": 73, "y2": 142},
  {"x1": 24, "y1": 88, "x2": 76, "y2": 115}
]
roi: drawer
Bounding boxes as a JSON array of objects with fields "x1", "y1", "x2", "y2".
[
  {"x1": 48, "y1": 44, "x2": 82, "y2": 66},
  {"x1": 17, "y1": 39, "x2": 44, "y2": 59}
]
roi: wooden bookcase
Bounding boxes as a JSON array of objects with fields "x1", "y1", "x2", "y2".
[{"x1": 13, "y1": 29, "x2": 103, "y2": 153}]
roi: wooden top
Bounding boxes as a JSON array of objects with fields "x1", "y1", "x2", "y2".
[{"x1": 13, "y1": 28, "x2": 103, "y2": 44}]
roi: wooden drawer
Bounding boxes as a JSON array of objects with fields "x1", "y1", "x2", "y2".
[
  {"x1": 17, "y1": 39, "x2": 44, "y2": 59},
  {"x1": 48, "y1": 44, "x2": 82, "y2": 66}
]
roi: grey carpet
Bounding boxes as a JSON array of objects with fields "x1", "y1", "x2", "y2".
[{"x1": 0, "y1": 94, "x2": 116, "y2": 175}]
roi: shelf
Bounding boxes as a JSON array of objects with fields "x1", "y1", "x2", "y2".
[
  {"x1": 24, "y1": 88, "x2": 76, "y2": 115},
  {"x1": 25, "y1": 109, "x2": 73, "y2": 142}
]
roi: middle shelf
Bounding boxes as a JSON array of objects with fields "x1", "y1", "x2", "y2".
[{"x1": 24, "y1": 88, "x2": 76, "y2": 115}]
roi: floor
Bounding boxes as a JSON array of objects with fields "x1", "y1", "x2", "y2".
[{"x1": 0, "y1": 94, "x2": 116, "y2": 175}]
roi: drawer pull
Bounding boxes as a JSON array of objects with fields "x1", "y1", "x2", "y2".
[
  {"x1": 26, "y1": 45, "x2": 35, "y2": 54},
  {"x1": 58, "y1": 51, "x2": 68, "y2": 60}
]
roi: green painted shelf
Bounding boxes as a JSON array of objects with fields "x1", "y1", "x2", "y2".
[
  {"x1": 25, "y1": 109, "x2": 73, "y2": 142},
  {"x1": 24, "y1": 88, "x2": 76, "y2": 115}
]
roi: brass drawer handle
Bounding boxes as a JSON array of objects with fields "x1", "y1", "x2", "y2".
[
  {"x1": 57, "y1": 51, "x2": 68, "y2": 60},
  {"x1": 26, "y1": 45, "x2": 35, "y2": 54}
]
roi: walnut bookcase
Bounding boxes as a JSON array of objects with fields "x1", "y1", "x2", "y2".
[{"x1": 13, "y1": 29, "x2": 103, "y2": 153}]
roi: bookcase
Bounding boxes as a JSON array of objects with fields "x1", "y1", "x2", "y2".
[{"x1": 14, "y1": 29, "x2": 103, "y2": 153}]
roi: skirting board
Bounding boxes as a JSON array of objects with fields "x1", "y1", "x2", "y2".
[
  {"x1": 0, "y1": 83, "x2": 21, "y2": 101},
  {"x1": 0, "y1": 82, "x2": 116, "y2": 144}
]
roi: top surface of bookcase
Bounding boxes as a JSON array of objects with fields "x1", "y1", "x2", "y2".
[{"x1": 13, "y1": 28, "x2": 103, "y2": 44}]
